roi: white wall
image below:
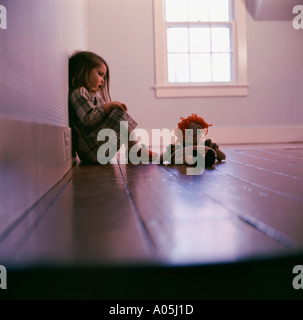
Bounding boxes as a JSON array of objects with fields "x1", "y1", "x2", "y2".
[
  {"x1": 0, "y1": 0, "x2": 88, "y2": 234},
  {"x1": 87, "y1": 0, "x2": 303, "y2": 144},
  {"x1": 0, "y1": 0, "x2": 88, "y2": 126}
]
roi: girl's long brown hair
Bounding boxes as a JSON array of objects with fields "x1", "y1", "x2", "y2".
[{"x1": 69, "y1": 51, "x2": 111, "y2": 102}]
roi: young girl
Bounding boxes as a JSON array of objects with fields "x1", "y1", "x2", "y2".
[{"x1": 69, "y1": 50, "x2": 158, "y2": 164}]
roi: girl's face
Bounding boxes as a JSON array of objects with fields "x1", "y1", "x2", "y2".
[{"x1": 88, "y1": 62, "x2": 107, "y2": 92}]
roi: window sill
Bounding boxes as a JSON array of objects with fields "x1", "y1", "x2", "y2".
[{"x1": 152, "y1": 83, "x2": 249, "y2": 98}]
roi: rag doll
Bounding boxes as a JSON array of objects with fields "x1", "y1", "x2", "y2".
[{"x1": 159, "y1": 113, "x2": 226, "y2": 167}]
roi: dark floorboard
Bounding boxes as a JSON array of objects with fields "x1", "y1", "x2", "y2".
[{"x1": 1, "y1": 143, "x2": 303, "y2": 299}]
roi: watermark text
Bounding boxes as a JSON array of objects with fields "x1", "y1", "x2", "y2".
[
  {"x1": 0, "y1": 5, "x2": 7, "y2": 30},
  {"x1": 293, "y1": 5, "x2": 303, "y2": 29},
  {"x1": 0, "y1": 265, "x2": 7, "y2": 289},
  {"x1": 97, "y1": 121, "x2": 207, "y2": 175},
  {"x1": 292, "y1": 265, "x2": 303, "y2": 289}
]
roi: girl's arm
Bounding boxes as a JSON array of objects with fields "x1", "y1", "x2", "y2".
[
  {"x1": 103, "y1": 101, "x2": 127, "y2": 114},
  {"x1": 70, "y1": 87, "x2": 109, "y2": 127}
]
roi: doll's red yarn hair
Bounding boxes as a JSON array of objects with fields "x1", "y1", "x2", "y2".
[{"x1": 178, "y1": 113, "x2": 212, "y2": 135}]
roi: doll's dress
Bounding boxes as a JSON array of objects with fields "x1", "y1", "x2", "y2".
[{"x1": 162, "y1": 139, "x2": 216, "y2": 167}]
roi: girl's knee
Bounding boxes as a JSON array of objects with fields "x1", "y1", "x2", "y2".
[
  {"x1": 109, "y1": 108, "x2": 124, "y2": 117},
  {"x1": 107, "y1": 108, "x2": 137, "y2": 132}
]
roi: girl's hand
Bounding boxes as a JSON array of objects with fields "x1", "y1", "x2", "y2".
[{"x1": 103, "y1": 101, "x2": 128, "y2": 114}]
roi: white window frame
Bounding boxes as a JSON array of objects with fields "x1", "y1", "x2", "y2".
[{"x1": 152, "y1": 0, "x2": 248, "y2": 98}]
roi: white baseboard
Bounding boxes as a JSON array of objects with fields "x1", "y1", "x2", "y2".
[
  {"x1": 135, "y1": 126, "x2": 303, "y2": 146},
  {"x1": 203, "y1": 126, "x2": 303, "y2": 145},
  {"x1": 0, "y1": 117, "x2": 72, "y2": 237}
]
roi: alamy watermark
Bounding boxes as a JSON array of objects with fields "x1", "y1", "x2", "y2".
[
  {"x1": 292, "y1": 265, "x2": 303, "y2": 290},
  {"x1": 0, "y1": 4, "x2": 7, "y2": 29},
  {"x1": 1, "y1": 4, "x2": 302, "y2": 30},
  {"x1": 0, "y1": 265, "x2": 7, "y2": 289},
  {"x1": 97, "y1": 121, "x2": 207, "y2": 176},
  {"x1": 293, "y1": 5, "x2": 303, "y2": 29}
]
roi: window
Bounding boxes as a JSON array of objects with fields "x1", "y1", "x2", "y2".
[{"x1": 153, "y1": 0, "x2": 248, "y2": 97}]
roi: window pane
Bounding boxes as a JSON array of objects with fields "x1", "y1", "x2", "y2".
[
  {"x1": 168, "y1": 54, "x2": 190, "y2": 82},
  {"x1": 187, "y1": 0, "x2": 209, "y2": 22},
  {"x1": 189, "y1": 27, "x2": 210, "y2": 52},
  {"x1": 209, "y1": 0, "x2": 230, "y2": 21},
  {"x1": 211, "y1": 27, "x2": 231, "y2": 52},
  {"x1": 190, "y1": 53, "x2": 211, "y2": 82},
  {"x1": 165, "y1": 0, "x2": 187, "y2": 22},
  {"x1": 212, "y1": 53, "x2": 231, "y2": 81},
  {"x1": 167, "y1": 28, "x2": 188, "y2": 53}
]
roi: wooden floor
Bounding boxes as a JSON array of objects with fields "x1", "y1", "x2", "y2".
[{"x1": 1, "y1": 143, "x2": 303, "y2": 299}]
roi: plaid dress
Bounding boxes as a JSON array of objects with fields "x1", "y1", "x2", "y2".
[{"x1": 69, "y1": 87, "x2": 137, "y2": 163}]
